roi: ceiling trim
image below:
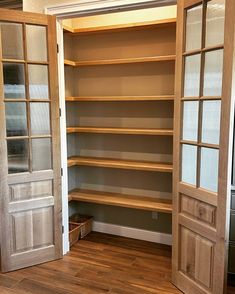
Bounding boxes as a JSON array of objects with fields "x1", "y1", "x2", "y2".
[{"x1": 45, "y1": 0, "x2": 176, "y2": 18}]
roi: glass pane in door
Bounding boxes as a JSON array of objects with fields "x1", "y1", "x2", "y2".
[
  {"x1": 203, "y1": 49, "x2": 223, "y2": 96},
  {"x1": 185, "y1": 5, "x2": 203, "y2": 51},
  {"x1": 200, "y1": 147, "x2": 219, "y2": 192},
  {"x1": 30, "y1": 103, "x2": 50, "y2": 136},
  {"x1": 205, "y1": 0, "x2": 225, "y2": 47},
  {"x1": 181, "y1": 144, "x2": 197, "y2": 185},
  {"x1": 5, "y1": 102, "x2": 27, "y2": 137},
  {"x1": 3, "y1": 63, "x2": 26, "y2": 98},
  {"x1": 28, "y1": 65, "x2": 49, "y2": 99},
  {"x1": 0, "y1": 23, "x2": 24, "y2": 60},
  {"x1": 184, "y1": 54, "x2": 201, "y2": 97},
  {"x1": 201, "y1": 100, "x2": 221, "y2": 145},
  {"x1": 32, "y1": 138, "x2": 52, "y2": 171},
  {"x1": 26, "y1": 25, "x2": 47, "y2": 62},
  {"x1": 7, "y1": 139, "x2": 29, "y2": 174},
  {"x1": 182, "y1": 101, "x2": 199, "y2": 141}
]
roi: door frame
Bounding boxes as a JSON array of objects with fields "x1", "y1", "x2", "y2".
[{"x1": 44, "y1": 0, "x2": 177, "y2": 255}]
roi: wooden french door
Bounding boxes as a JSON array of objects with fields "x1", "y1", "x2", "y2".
[
  {"x1": 173, "y1": 0, "x2": 235, "y2": 293},
  {"x1": 0, "y1": 9, "x2": 62, "y2": 272}
]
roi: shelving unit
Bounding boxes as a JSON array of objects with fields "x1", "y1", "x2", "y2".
[
  {"x1": 68, "y1": 189, "x2": 172, "y2": 213},
  {"x1": 63, "y1": 18, "x2": 176, "y2": 35},
  {"x1": 67, "y1": 156, "x2": 173, "y2": 172},
  {"x1": 65, "y1": 95, "x2": 175, "y2": 102},
  {"x1": 64, "y1": 55, "x2": 175, "y2": 67},
  {"x1": 64, "y1": 10, "x2": 176, "y2": 233},
  {"x1": 66, "y1": 126, "x2": 174, "y2": 136}
]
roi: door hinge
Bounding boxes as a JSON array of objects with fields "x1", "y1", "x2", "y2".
[
  {"x1": 59, "y1": 108, "x2": 62, "y2": 117},
  {"x1": 61, "y1": 168, "x2": 63, "y2": 176},
  {"x1": 57, "y1": 44, "x2": 59, "y2": 53},
  {"x1": 62, "y1": 225, "x2": 64, "y2": 234}
]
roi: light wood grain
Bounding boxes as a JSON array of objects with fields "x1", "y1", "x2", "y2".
[
  {"x1": 69, "y1": 188, "x2": 172, "y2": 213},
  {"x1": 173, "y1": 0, "x2": 235, "y2": 293},
  {"x1": 0, "y1": 11, "x2": 62, "y2": 272},
  {"x1": 66, "y1": 126, "x2": 174, "y2": 136},
  {"x1": 67, "y1": 156, "x2": 173, "y2": 173},
  {"x1": 64, "y1": 55, "x2": 176, "y2": 67},
  {"x1": 63, "y1": 18, "x2": 176, "y2": 35},
  {"x1": 65, "y1": 95, "x2": 175, "y2": 102}
]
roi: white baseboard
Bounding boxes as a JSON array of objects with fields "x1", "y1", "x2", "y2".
[{"x1": 92, "y1": 221, "x2": 172, "y2": 246}]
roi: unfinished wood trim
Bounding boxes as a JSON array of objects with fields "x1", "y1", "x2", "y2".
[
  {"x1": 172, "y1": 0, "x2": 184, "y2": 283},
  {"x1": 66, "y1": 126, "x2": 174, "y2": 136},
  {"x1": 0, "y1": 8, "x2": 48, "y2": 25},
  {"x1": 69, "y1": 188, "x2": 172, "y2": 213},
  {"x1": 9, "y1": 196, "x2": 54, "y2": 213},
  {"x1": 7, "y1": 171, "x2": 54, "y2": 185},
  {"x1": 67, "y1": 156, "x2": 173, "y2": 172},
  {"x1": 47, "y1": 15, "x2": 63, "y2": 260},
  {"x1": 179, "y1": 182, "x2": 217, "y2": 206},
  {"x1": 213, "y1": 0, "x2": 235, "y2": 291},
  {"x1": 184, "y1": 0, "x2": 202, "y2": 9},
  {"x1": 179, "y1": 214, "x2": 217, "y2": 242}
]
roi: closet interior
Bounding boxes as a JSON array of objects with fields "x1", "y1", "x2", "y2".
[{"x1": 63, "y1": 5, "x2": 177, "y2": 235}]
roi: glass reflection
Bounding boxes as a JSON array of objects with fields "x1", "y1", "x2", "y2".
[
  {"x1": 3, "y1": 63, "x2": 26, "y2": 99},
  {"x1": 7, "y1": 139, "x2": 29, "y2": 174},
  {"x1": 6, "y1": 102, "x2": 27, "y2": 137}
]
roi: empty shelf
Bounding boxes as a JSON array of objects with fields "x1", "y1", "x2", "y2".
[
  {"x1": 66, "y1": 127, "x2": 173, "y2": 136},
  {"x1": 69, "y1": 189, "x2": 172, "y2": 213},
  {"x1": 65, "y1": 95, "x2": 175, "y2": 102},
  {"x1": 64, "y1": 55, "x2": 175, "y2": 67},
  {"x1": 63, "y1": 18, "x2": 176, "y2": 35},
  {"x1": 67, "y1": 156, "x2": 173, "y2": 173}
]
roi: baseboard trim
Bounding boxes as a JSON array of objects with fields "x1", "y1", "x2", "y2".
[{"x1": 92, "y1": 221, "x2": 172, "y2": 245}]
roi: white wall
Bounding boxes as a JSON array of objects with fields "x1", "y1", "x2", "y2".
[{"x1": 23, "y1": 0, "x2": 65, "y2": 12}]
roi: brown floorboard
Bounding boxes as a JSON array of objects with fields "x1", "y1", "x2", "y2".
[{"x1": 0, "y1": 232, "x2": 234, "y2": 293}]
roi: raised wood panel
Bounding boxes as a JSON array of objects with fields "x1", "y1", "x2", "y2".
[
  {"x1": 32, "y1": 207, "x2": 54, "y2": 248},
  {"x1": 180, "y1": 226, "x2": 213, "y2": 290},
  {"x1": 9, "y1": 180, "x2": 53, "y2": 201},
  {"x1": 10, "y1": 207, "x2": 54, "y2": 254},
  {"x1": 195, "y1": 237, "x2": 213, "y2": 288},
  {"x1": 181, "y1": 194, "x2": 216, "y2": 226},
  {"x1": 181, "y1": 227, "x2": 196, "y2": 278}
]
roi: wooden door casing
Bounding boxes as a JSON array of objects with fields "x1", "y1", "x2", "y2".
[
  {"x1": 0, "y1": 9, "x2": 62, "y2": 272},
  {"x1": 173, "y1": 0, "x2": 235, "y2": 293}
]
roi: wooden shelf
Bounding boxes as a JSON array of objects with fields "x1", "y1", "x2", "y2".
[
  {"x1": 64, "y1": 55, "x2": 175, "y2": 67},
  {"x1": 65, "y1": 95, "x2": 174, "y2": 102},
  {"x1": 64, "y1": 59, "x2": 76, "y2": 66},
  {"x1": 69, "y1": 188, "x2": 172, "y2": 213},
  {"x1": 67, "y1": 156, "x2": 173, "y2": 173},
  {"x1": 63, "y1": 18, "x2": 176, "y2": 35},
  {"x1": 66, "y1": 126, "x2": 173, "y2": 136}
]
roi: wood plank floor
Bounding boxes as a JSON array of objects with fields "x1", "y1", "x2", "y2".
[{"x1": 0, "y1": 232, "x2": 234, "y2": 294}]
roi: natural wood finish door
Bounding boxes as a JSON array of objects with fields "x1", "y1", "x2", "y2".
[
  {"x1": 0, "y1": 9, "x2": 62, "y2": 272},
  {"x1": 173, "y1": 0, "x2": 235, "y2": 293}
]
